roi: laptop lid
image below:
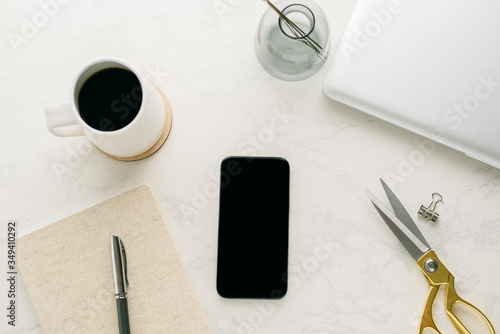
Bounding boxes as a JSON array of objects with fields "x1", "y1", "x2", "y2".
[{"x1": 323, "y1": 0, "x2": 500, "y2": 168}]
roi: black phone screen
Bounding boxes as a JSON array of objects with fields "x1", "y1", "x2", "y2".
[{"x1": 216, "y1": 156, "x2": 289, "y2": 299}]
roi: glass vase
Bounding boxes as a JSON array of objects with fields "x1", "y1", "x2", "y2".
[{"x1": 254, "y1": 0, "x2": 330, "y2": 81}]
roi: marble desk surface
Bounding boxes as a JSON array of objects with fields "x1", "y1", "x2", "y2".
[{"x1": 1, "y1": 0, "x2": 499, "y2": 333}]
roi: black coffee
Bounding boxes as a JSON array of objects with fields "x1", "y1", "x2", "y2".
[{"x1": 78, "y1": 68, "x2": 142, "y2": 131}]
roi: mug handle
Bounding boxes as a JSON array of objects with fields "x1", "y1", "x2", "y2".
[{"x1": 45, "y1": 102, "x2": 85, "y2": 137}]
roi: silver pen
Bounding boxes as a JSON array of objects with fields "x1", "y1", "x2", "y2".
[{"x1": 111, "y1": 234, "x2": 130, "y2": 334}]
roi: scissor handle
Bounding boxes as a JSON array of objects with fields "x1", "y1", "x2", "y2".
[
  {"x1": 445, "y1": 274, "x2": 495, "y2": 334},
  {"x1": 416, "y1": 250, "x2": 495, "y2": 334},
  {"x1": 418, "y1": 283, "x2": 442, "y2": 334}
]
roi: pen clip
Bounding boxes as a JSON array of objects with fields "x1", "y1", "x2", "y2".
[
  {"x1": 119, "y1": 238, "x2": 129, "y2": 287},
  {"x1": 111, "y1": 234, "x2": 129, "y2": 296}
]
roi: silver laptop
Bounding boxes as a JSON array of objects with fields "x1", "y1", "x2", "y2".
[{"x1": 323, "y1": 0, "x2": 500, "y2": 169}]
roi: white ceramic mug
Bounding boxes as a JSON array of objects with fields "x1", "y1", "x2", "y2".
[{"x1": 45, "y1": 57, "x2": 172, "y2": 161}]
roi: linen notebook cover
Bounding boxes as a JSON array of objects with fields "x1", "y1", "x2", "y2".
[{"x1": 17, "y1": 184, "x2": 212, "y2": 334}]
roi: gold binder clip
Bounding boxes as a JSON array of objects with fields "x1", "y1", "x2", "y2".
[{"x1": 418, "y1": 193, "x2": 443, "y2": 223}]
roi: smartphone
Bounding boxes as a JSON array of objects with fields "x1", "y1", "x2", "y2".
[{"x1": 216, "y1": 156, "x2": 289, "y2": 299}]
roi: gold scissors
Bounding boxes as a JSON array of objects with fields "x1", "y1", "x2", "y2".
[{"x1": 366, "y1": 179, "x2": 495, "y2": 334}]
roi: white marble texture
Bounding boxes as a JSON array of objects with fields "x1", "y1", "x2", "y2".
[{"x1": 1, "y1": 0, "x2": 499, "y2": 333}]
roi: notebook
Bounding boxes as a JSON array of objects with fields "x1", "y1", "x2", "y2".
[
  {"x1": 323, "y1": 0, "x2": 500, "y2": 168},
  {"x1": 18, "y1": 184, "x2": 212, "y2": 334}
]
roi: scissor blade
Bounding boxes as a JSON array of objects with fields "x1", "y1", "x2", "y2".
[
  {"x1": 366, "y1": 189, "x2": 430, "y2": 260},
  {"x1": 380, "y1": 179, "x2": 430, "y2": 249}
]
